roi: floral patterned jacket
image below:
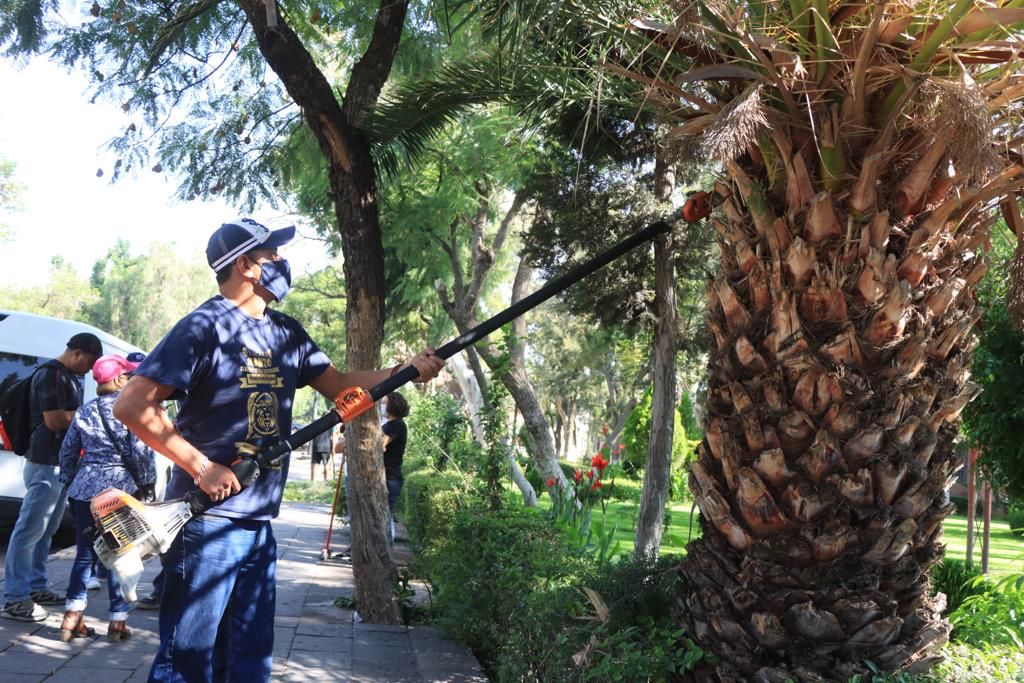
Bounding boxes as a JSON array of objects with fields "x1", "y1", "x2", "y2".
[{"x1": 59, "y1": 393, "x2": 156, "y2": 501}]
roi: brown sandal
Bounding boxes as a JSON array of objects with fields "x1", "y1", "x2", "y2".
[
  {"x1": 60, "y1": 610, "x2": 96, "y2": 642},
  {"x1": 107, "y1": 620, "x2": 132, "y2": 642}
]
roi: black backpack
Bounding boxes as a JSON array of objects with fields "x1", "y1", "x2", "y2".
[{"x1": 0, "y1": 366, "x2": 43, "y2": 455}]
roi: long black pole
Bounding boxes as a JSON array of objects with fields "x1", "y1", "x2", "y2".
[{"x1": 186, "y1": 215, "x2": 675, "y2": 512}]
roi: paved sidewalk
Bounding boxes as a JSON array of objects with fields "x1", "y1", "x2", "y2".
[{"x1": 0, "y1": 502, "x2": 487, "y2": 682}]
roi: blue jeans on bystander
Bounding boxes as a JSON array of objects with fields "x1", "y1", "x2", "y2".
[
  {"x1": 64, "y1": 499, "x2": 130, "y2": 618},
  {"x1": 3, "y1": 461, "x2": 69, "y2": 603},
  {"x1": 148, "y1": 514, "x2": 276, "y2": 683}
]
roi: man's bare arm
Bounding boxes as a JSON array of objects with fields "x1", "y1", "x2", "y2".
[
  {"x1": 113, "y1": 376, "x2": 240, "y2": 501},
  {"x1": 309, "y1": 348, "x2": 444, "y2": 402},
  {"x1": 42, "y1": 409, "x2": 76, "y2": 433}
]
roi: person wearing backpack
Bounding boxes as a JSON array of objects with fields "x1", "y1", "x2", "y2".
[
  {"x1": 58, "y1": 353, "x2": 155, "y2": 642},
  {"x1": 2, "y1": 332, "x2": 102, "y2": 623}
]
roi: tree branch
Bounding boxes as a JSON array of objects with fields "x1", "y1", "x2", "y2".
[{"x1": 342, "y1": 0, "x2": 410, "y2": 127}]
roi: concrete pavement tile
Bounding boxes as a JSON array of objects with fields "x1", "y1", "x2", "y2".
[
  {"x1": 294, "y1": 620, "x2": 352, "y2": 638},
  {"x1": 353, "y1": 632, "x2": 410, "y2": 649},
  {"x1": 350, "y1": 663, "x2": 421, "y2": 683},
  {"x1": 0, "y1": 649, "x2": 65, "y2": 675},
  {"x1": 278, "y1": 668, "x2": 351, "y2": 682},
  {"x1": 285, "y1": 648, "x2": 352, "y2": 672},
  {"x1": 60, "y1": 640, "x2": 156, "y2": 670},
  {"x1": 417, "y1": 669, "x2": 488, "y2": 683},
  {"x1": 353, "y1": 621, "x2": 407, "y2": 633},
  {"x1": 290, "y1": 634, "x2": 352, "y2": 654},
  {"x1": 276, "y1": 615, "x2": 300, "y2": 628},
  {"x1": 0, "y1": 676, "x2": 47, "y2": 682},
  {"x1": 42, "y1": 668, "x2": 135, "y2": 683}
]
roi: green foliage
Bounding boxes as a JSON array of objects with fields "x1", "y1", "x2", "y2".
[
  {"x1": 926, "y1": 643, "x2": 1024, "y2": 681},
  {"x1": 620, "y1": 388, "x2": 690, "y2": 484},
  {"x1": 930, "y1": 558, "x2": 986, "y2": 615},
  {"x1": 279, "y1": 264, "x2": 346, "y2": 363},
  {"x1": 949, "y1": 573, "x2": 1024, "y2": 648},
  {"x1": 86, "y1": 241, "x2": 215, "y2": 348},
  {"x1": 282, "y1": 480, "x2": 345, "y2": 515},
  {"x1": 678, "y1": 392, "x2": 702, "y2": 441},
  {"x1": 1008, "y1": 504, "x2": 1024, "y2": 538},
  {"x1": 962, "y1": 236, "x2": 1024, "y2": 501},
  {"x1": 0, "y1": 256, "x2": 97, "y2": 322},
  {"x1": 429, "y1": 507, "x2": 593, "y2": 669}
]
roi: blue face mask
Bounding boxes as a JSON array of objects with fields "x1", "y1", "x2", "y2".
[{"x1": 257, "y1": 258, "x2": 292, "y2": 302}]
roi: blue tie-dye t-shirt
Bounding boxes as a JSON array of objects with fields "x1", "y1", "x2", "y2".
[{"x1": 134, "y1": 296, "x2": 331, "y2": 520}]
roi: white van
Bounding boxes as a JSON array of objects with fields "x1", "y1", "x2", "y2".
[{"x1": 0, "y1": 310, "x2": 173, "y2": 523}]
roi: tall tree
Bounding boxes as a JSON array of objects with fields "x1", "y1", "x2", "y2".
[
  {"x1": 87, "y1": 241, "x2": 215, "y2": 349},
  {"x1": 0, "y1": 0, "x2": 452, "y2": 622},
  {"x1": 594, "y1": 2, "x2": 1024, "y2": 678}
]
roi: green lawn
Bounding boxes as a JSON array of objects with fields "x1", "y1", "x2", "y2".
[
  {"x1": 289, "y1": 477, "x2": 1024, "y2": 576},
  {"x1": 562, "y1": 496, "x2": 1024, "y2": 575}
]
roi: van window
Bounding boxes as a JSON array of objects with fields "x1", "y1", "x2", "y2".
[
  {"x1": 1, "y1": 351, "x2": 47, "y2": 450},
  {"x1": 0, "y1": 351, "x2": 46, "y2": 397}
]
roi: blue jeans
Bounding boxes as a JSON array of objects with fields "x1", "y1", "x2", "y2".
[
  {"x1": 386, "y1": 478, "x2": 403, "y2": 514},
  {"x1": 149, "y1": 515, "x2": 276, "y2": 683},
  {"x1": 64, "y1": 499, "x2": 130, "y2": 618},
  {"x1": 3, "y1": 461, "x2": 68, "y2": 603}
]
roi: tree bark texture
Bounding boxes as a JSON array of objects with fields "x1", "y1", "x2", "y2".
[
  {"x1": 677, "y1": 127, "x2": 1001, "y2": 679},
  {"x1": 635, "y1": 155, "x2": 678, "y2": 562},
  {"x1": 634, "y1": 232, "x2": 679, "y2": 561},
  {"x1": 239, "y1": 0, "x2": 408, "y2": 623}
]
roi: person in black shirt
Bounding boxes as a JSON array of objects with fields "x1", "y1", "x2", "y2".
[
  {"x1": 382, "y1": 392, "x2": 409, "y2": 543},
  {"x1": 3, "y1": 332, "x2": 101, "y2": 623}
]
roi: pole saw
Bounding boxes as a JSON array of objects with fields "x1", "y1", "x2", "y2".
[{"x1": 88, "y1": 205, "x2": 700, "y2": 601}]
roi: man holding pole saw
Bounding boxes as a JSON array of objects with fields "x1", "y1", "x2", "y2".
[
  {"x1": 103, "y1": 202, "x2": 695, "y2": 682},
  {"x1": 112, "y1": 217, "x2": 444, "y2": 683}
]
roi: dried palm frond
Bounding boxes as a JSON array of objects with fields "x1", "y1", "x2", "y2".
[
  {"x1": 700, "y1": 83, "x2": 770, "y2": 161},
  {"x1": 916, "y1": 78, "x2": 997, "y2": 182}
]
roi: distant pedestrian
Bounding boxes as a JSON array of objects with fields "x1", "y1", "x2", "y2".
[
  {"x1": 59, "y1": 353, "x2": 156, "y2": 642},
  {"x1": 2, "y1": 333, "x2": 101, "y2": 623},
  {"x1": 382, "y1": 392, "x2": 409, "y2": 543},
  {"x1": 310, "y1": 426, "x2": 333, "y2": 482}
]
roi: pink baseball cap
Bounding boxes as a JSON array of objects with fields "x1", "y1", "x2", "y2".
[{"x1": 92, "y1": 354, "x2": 144, "y2": 384}]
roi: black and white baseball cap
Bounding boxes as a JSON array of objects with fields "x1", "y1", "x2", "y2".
[{"x1": 206, "y1": 217, "x2": 296, "y2": 273}]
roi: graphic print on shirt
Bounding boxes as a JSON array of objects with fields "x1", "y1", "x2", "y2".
[{"x1": 240, "y1": 347, "x2": 283, "y2": 446}]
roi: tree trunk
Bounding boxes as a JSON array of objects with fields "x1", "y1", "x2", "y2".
[
  {"x1": 982, "y1": 479, "x2": 992, "y2": 574},
  {"x1": 634, "y1": 155, "x2": 677, "y2": 561},
  {"x1": 436, "y1": 195, "x2": 569, "y2": 491},
  {"x1": 451, "y1": 348, "x2": 536, "y2": 505},
  {"x1": 677, "y1": 126, "x2": 989, "y2": 678},
  {"x1": 239, "y1": 0, "x2": 407, "y2": 624},
  {"x1": 966, "y1": 448, "x2": 978, "y2": 567}
]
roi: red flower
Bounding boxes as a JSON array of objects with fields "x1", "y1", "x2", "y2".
[
  {"x1": 573, "y1": 469, "x2": 583, "y2": 483},
  {"x1": 586, "y1": 469, "x2": 595, "y2": 480},
  {"x1": 546, "y1": 477, "x2": 556, "y2": 488},
  {"x1": 591, "y1": 454, "x2": 609, "y2": 472},
  {"x1": 591, "y1": 481, "x2": 603, "y2": 490},
  {"x1": 619, "y1": 443, "x2": 625, "y2": 450}
]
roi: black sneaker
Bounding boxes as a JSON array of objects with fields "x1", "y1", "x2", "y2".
[
  {"x1": 28, "y1": 590, "x2": 64, "y2": 606},
  {"x1": 135, "y1": 594, "x2": 160, "y2": 610},
  {"x1": 2, "y1": 599, "x2": 47, "y2": 622}
]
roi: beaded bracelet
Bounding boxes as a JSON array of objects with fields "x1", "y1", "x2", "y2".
[{"x1": 194, "y1": 458, "x2": 209, "y2": 487}]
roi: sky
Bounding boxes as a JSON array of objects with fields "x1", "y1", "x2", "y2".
[{"x1": 0, "y1": 58, "x2": 332, "y2": 288}]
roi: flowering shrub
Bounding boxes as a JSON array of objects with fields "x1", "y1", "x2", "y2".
[{"x1": 548, "y1": 454, "x2": 620, "y2": 565}]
